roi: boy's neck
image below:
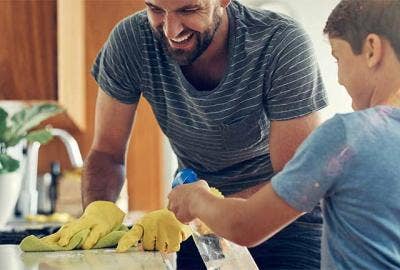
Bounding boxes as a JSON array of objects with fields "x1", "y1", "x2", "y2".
[{"x1": 370, "y1": 58, "x2": 400, "y2": 108}]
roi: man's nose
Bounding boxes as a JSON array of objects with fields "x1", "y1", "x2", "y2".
[{"x1": 163, "y1": 13, "x2": 183, "y2": 39}]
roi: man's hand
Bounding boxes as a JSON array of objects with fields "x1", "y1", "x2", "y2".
[
  {"x1": 116, "y1": 209, "x2": 191, "y2": 253},
  {"x1": 45, "y1": 201, "x2": 125, "y2": 249}
]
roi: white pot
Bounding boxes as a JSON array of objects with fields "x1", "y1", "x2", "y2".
[
  {"x1": 0, "y1": 102, "x2": 27, "y2": 227},
  {"x1": 0, "y1": 171, "x2": 23, "y2": 228}
]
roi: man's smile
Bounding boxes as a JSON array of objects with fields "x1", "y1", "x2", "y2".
[{"x1": 168, "y1": 33, "x2": 195, "y2": 49}]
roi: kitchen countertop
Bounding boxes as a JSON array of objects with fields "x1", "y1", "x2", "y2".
[{"x1": 0, "y1": 245, "x2": 175, "y2": 270}]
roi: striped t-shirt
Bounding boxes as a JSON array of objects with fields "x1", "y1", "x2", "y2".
[{"x1": 92, "y1": 0, "x2": 328, "y2": 195}]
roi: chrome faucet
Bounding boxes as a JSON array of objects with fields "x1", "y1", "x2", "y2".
[
  {"x1": 49, "y1": 129, "x2": 83, "y2": 168},
  {"x1": 18, "y1": 128, "x2": 83, "y2": 217}
]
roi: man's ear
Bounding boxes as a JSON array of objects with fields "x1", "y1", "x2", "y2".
[{"x1": 364, "y1": 33, "x2": 383, "y2": 68}]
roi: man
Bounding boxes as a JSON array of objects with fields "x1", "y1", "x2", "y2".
[
  {"x1": 57, "y1": 0, "x2": 326, "y2": 269},
  {"x1": 168, "y1": 0, "x2": 400, "y2": 269}
]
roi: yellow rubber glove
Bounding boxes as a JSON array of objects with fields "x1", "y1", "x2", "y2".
[
  {"x1": 195, "y1": 187, "x2": 224, "y2": 235},
  {"x1": 209, "y1": 187, "x2": 223, "y2": 198},
  {"x1": 116, "y1": 209, "x2": 191, "y2": 253},
  {"x1": 45, "y1": 201, "x2": 125, "y2": 250}
]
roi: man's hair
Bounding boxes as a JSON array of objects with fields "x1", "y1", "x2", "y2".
[{"x1": 324, "y1": 0, "x2": 400, "y2": 58}]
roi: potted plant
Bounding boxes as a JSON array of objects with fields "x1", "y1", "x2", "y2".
[{"x1": 0, "y1": 103, "x2": 63, "y2": 227}]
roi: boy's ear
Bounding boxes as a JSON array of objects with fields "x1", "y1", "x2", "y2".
[
  {"x1": 219, "y1": 0, "x2": 231, "y2": 8},
  {"x1": 364, "y1": 33, "x2": 383, "y2": 68}
]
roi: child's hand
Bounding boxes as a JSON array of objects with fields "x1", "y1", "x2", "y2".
[{"x1": 167, "y1": 180, "x2": 210, "y2": 223}]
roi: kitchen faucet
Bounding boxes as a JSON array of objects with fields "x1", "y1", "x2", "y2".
[{"x1": 18, "y1": 128, "x2": 83, "y2": 217}]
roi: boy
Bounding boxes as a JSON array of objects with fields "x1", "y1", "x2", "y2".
[{"x1": 167, "y1": 0, "x2": 400, "y2": 268}]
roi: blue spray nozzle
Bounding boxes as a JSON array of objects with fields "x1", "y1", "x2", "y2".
[{"x1": 172, "y1": 168, "x2": 198, "y2": 188}]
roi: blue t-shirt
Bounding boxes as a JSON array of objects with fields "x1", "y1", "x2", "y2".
[
  {"x1": 92, "y1": 1, "x2": 327, "y2": 194},
  {"x1": 272, "y1": 106, "x2": 400, "y2": 269}
]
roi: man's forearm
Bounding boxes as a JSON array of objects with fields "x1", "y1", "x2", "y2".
[{"x1": 81, "y1": 149, "x2": 126, "y2": 208}]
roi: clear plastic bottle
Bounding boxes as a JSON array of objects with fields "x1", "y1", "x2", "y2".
[{"x1": 172, "y1": 169, "x2": 259, "y2": 270}]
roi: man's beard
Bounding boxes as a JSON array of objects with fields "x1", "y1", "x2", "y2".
[{"x1": 153, "y1": 9, "x2": 222, "y2": 66}]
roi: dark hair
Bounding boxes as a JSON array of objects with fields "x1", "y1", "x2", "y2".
[{"x1": 324, "y1": 0, "x2": 400, "y2": 58}]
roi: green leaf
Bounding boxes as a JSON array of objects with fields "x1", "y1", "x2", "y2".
[
  {"x1": 5, "y1": 135, "x2": 24, "y2": 147},
  {"x1": 26, "y1": 129, "x2": 53, "y2": 144},
  {"x1": 3, "y1": 103, "x2": 63, "y2": 146},
  {"x1": 0, "y1": 108, "x2": 8, "y2": 141},
  {"x1": 0, "y1": 153, "x2": 20, "y2": 174}
]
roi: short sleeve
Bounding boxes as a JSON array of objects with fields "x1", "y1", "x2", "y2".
[
  {"x1": 271, "y1": 116, "x2": 352, "y2": 212},
  {"x1": 265, "y1": 23, "x2": 328, "y2": 120},
  {"x1": 91, "y1": 15, "x2": 143, "y2": 104}
]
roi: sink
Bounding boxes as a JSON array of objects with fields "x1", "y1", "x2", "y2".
[
  {"x1": 0, "y1": 225, "x2": 60, "y2": 245},
  {"x1": 0, "y1": 218, "x2": 62, "y2": 245}
]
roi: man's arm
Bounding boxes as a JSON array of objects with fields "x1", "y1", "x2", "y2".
[
  {"x1": 82, "y1": 89, "x2": 138, "y2": 208},
  {"x1": 269, "y1": 112, "x2": 322, "y2": 172},
  {"x1": 230, "y1": 112, "x2": 322, "y2": 199}
]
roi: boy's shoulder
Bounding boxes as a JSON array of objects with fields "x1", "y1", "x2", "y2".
[
  {"x1": 334, "y1": 106, "x2": 400, "y2": 129},
  {"x1": 306, "y1": 108, "x2": 383, "y2": 145},
  {"x1": 324, "y1": 106, "x2": 400, "y2": 149}
]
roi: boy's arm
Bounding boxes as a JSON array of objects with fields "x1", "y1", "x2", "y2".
[
  {"x1": 190, "y1": 182, "x2": 303, "y2": 247},
  {"x1": 169, "y1": 117, "x2": 347, "y2": 247}
]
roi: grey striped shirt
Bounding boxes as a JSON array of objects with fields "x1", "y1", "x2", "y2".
[{"x1": 92, "y1": 1, "x2": 328, "y2": 195}]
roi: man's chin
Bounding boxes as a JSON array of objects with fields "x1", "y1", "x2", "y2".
[
  {"x1": 168, "y1": 51, "x2": 196, "y2": 65},
  {"x1": 172, "y1": 57, "x2": 194, "y2": 66}
]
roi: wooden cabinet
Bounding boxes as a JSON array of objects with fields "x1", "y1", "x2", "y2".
[
  {"x1": 0, "y1": 0, "x2": 57, "y2": 101},
  {"x1": 0, "y1": 0, "x2": 85, "y2": 131},
  {"x1": 0, "y1": 0, "x2": 163, "y2": 211}
]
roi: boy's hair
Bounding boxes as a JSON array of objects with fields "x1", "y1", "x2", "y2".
[{"x1": 324, "y1": 0, "x2": 400, "y2": 59}]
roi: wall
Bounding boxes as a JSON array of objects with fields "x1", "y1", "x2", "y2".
[{"x1": 245, "y1": 0, "x2": 352, "y2": 119}]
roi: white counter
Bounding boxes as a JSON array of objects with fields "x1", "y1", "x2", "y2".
[{"x1": 0, "y1": 245, "x2": 175, "y2": 270}]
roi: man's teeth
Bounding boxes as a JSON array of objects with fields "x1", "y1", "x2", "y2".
[{"x1": 171, "y1": 34, "x2": 192, "y2": 43}]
